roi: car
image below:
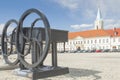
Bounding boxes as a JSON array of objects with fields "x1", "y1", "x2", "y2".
[
  {"x1": 111, "y1": 49, "x2": 118, "y2": 52},
  {"x1": 75, "y1": 50, "x2": 84, "y2": 53},
  {"x1": 69, "y1": 50, "x2": 77, "y2": 53},
  {"x1": 95, "y1": 50, "x2": 102, "y2": 53},
  {"x1": 89, "y1": 49, "x2": 96, "y2": 53},
  {"x1": 59, "y1": 51, "x2": 65, "y2": 53},
  {"x1": 81, "y1": 50, "x2": 89, "y2": 53},
  {"x1": 102, "y1": 49, "x2": 110, "y2": 52},
  {"x1": 117, "y1": 49, "x2": 120, "y2": 52}
]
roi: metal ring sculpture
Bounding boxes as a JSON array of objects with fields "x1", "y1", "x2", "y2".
[
  {"x1": 1, "y1": 19, "x2": 19, "y2": 65},
  {"x1": 16, "y1": 8, "x2": 51, "y2": 68}
]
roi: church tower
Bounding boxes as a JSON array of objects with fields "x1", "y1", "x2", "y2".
[{"x1": 94, "y1": 8, "x2": 104, "y2": 30}]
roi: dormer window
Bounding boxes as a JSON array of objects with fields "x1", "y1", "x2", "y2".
[{"x1": 114, "y1": 31, "x2": 118, "y2": 36}]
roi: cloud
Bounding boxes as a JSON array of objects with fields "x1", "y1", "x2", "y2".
[
  {"x1": 0, "y1": 24, "x2": 15, "y2": 35},
  {"x1": 52, "y1": 0, "x2": 120, "y2": 19},
  {"x1": 51, "y1": 0, "x2": 120, "y2": 31},
  {"x1": 104, "y1": 19, "x2": 120, "y2": 29},
  {"x1": 53, "y1": 0, "x2": 80, "y2": 11},
  {"x1": 104, "y1": 19, "x2": 115, "y2": 24},
  {"x1": 0, "y1": 24, "x2": 5, "y2": 35},
  {"x1": 70, "y1": 19, "x2": 120, "y2": 31},
  {"x1": 105, "y1": 23, "x2": 120, "y2": 29},
  {"x1": 71, "y1": 24, "x2": 93, "y2": 30}
]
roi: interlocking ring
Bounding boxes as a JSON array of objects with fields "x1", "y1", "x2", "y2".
[
  {"x1": 1, "y1": 19, "x2": 19, "y2": 65},
  {"x1": 16, "y1": 8, "x2": 51, "y2": 68}
]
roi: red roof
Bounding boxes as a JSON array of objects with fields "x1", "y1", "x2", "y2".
[
  {"x1": 69, "y1": 28, "x2": 120, "y2": 39},
  {"x1": 106, "y1": 28, "x2": 120, "y2": 37}
]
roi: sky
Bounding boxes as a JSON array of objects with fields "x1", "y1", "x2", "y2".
[{"x1": 0, "y1": 0, "x2": 120, "y2": 34}]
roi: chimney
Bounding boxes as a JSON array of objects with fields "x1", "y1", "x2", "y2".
[
  {"x1": 113, "y1": 27, "x2": 118, "y2": 36},
  {"x1": 113, "y1": 27, "x2": 116, "y2": 31}
]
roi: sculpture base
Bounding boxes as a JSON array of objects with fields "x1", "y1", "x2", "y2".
[{"x1": 13, "y1": 66, "x2": 69, "y2": 80}]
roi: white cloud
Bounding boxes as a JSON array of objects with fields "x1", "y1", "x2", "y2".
[
  {"x1": 104, "y1": 19, "x2": 120, "y2": 29},
  {"x1": 71, "y1": 19, "x2": 120, "y2": 31},
  {"x1": 53, "y1": 0, "x2": 80, "y2": 11},
  {"x1": 71, "y1": 24, "x2": 93, "y2": 30},
  {"x1": 0, "y1": 24, "x2": 15, "y2": 35},
  {"x1": 51, "y1": 0, "x2": 120, "y2": 31},
  {"x1": 52, "y1": 0, "x2": 120, "y2": 19},
  {"x1": 104, "y1": 19, "x2": 115, "y2": 24},
  {"x1": 105, "y1": 23, "x2": 120, "y2": 29},
  {"x1": 0, "y1": 24, "x2": 5, "y2": 34}
]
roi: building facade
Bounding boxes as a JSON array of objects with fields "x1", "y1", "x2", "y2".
[{"x1": 57, "y1": 8, "x2": 120, "y2": 51}]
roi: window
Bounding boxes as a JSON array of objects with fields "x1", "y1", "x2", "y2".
[
  {"x1": 99, "y1": 39, "x2": 101, "y2": 43},
  {"x1": 106, "y1": 39, "x2": 109, "y2": 43},
  {"x1": 76, "y1": 41, "x2": 77, "y2": 44},
  {"x1": 103, "y1": 39, "x2": 105, "y2": 43},
  {"x1": 113, "y1": 38, "x2": 115, "y2": 42},
  {"x1": 99, "y1": 46, "x2": 101, "y2": 49},
  {"x1": 95, "y1": 40, "x2": 97, "y2": 43},
  {"x1": 119, "y1": 38, "x2": 120, "y2": 42},
  {"x1": 103, "y1": 46, "x2": 104, "y2": 49},
  {"x1": 91, "y1": 40, "x2": 93, "y2": 44},
  {"x1": 73, "y1": 42, "x2": 75, "y2": 45},
  {"x1": 87, "y1": 40, "x2": 89, "y2": 44},
  {"x1": 84, "y1": 41, "x2": 86, "y2": 44},
  {"x1": 106, "y1": 46, "x2": 108, "y2": 49},
  {"x1": 73, "y1": 42, "x2": 75, "y2": 44}
]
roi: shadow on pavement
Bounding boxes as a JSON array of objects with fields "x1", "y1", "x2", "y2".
[{"x1": 67, "y1": 68, "x2": 101, "y2": 80}]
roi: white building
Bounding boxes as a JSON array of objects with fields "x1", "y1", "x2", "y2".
[{"x1": 57, "y1": 8, "x2": 120, "y2": 51}]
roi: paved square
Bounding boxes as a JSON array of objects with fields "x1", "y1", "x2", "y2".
[{"x1": 0, "y1": 53, "x2": 120, "y2": 80}]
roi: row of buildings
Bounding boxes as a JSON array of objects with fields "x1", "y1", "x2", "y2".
[{"x1": 57, "y1": 8, "x2": 120, "y2": 51}]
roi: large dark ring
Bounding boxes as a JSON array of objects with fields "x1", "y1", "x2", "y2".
[
  {"x1": 16, "y1": 8, "x2": 51, "y2": 68},
  {"x1": 1, "y1": 19, "x2": 19, "y2": 65}
]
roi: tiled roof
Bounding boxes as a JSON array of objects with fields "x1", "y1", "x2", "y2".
[
  {"x1": 69, "y1": 28, "x2": 120, "y2": 39},
  {"x1": 106, "y1": 28, "x2": 120, "y2": 37}
]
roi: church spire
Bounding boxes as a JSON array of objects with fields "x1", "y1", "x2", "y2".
[
  {"x1": 94, "y1": 8, "x2": 104, "y2": 30},
  {"x1": 96, "y1": 8, "x2": 102, "y2": 20}
]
